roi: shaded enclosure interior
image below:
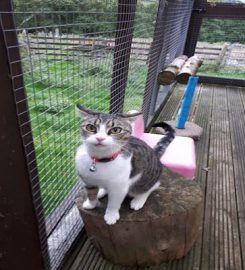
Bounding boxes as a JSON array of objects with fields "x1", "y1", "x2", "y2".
[{"x1": 0, "y1": 0, "x2": 245, "y2": 269}]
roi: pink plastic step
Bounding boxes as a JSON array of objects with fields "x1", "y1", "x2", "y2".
[{"x1": 131, "y1": 115, "x2": 196, "y2": 179}]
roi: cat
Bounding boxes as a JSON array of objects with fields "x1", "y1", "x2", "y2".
[{"x1": 75, "y1": 105, "x2": 175, "y2": 225}]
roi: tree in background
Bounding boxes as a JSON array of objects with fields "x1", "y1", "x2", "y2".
[
  {"x1": 199, "y1": 18, "x2": 245, "y2": 43},
  {"x1": 14, "y1": 0, "x2": 157, "y2": 38}
]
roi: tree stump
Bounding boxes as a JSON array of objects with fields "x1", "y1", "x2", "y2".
[{"x1": 76, "y1": 169, "x2": 203, "y2": 267}]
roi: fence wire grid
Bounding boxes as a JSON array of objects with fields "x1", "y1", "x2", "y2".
[
  {"x1": 141, "y1": 0, "x2": 194, "y2": 120},
  {"x1": 1, "y1": 0, "x2": 195, "y2": 269}
]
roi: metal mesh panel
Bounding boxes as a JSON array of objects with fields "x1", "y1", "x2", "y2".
[
  {"x1": 196, "y1": 17, "x2": 245, "y2": 80},
  {"x1": 121, "y1": 1, "x2": 159, "y2": 113},
  {"x1": 142, "y1": 0, "x2": 194, "y2": 123}
]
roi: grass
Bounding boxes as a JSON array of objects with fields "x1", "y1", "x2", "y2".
[
  {"x1": 24, "y1": 53, "x2": 147, "y2": 216},
  {"x1": 198, "y1": 63, "x2": 245, "y2": 80}
]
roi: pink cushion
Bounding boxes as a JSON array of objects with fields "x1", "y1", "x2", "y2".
[
  {"x1": 131, "y1": 115, "x2": 196, "y2": 179},
  {"x1": 140, "y1": 133, "x2": 196, "y2": 179}
]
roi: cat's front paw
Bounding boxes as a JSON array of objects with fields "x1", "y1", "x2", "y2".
[
  {"x1": 130, "y1": 197, "x2": 146, "y2": 211},
  {"x1": 104, "y1": 211, "x2": 120, "y2": 225},
  {"x1": 83, "y1": 198, "x2": 97, "y2": 210}
]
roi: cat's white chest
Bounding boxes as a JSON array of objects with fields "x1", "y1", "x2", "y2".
[{"x1": 75, "y1": 145, "x2": 132, "y2": 188}]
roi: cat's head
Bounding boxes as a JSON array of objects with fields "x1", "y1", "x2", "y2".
[{"x1": 76, "y1": 104, "x2": 142, "y2": 157}]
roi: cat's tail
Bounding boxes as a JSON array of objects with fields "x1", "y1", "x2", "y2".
[{"x1": 152, "y1": 122, "x2": 175, "y2": 158}]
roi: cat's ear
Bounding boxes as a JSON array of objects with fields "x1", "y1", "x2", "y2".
[
  {"x1": 118, "y1": 110, "x2": 143, "y2": 123},
  {"x1": 76, "y1": 104, "x2": 98, "y2": 118}
]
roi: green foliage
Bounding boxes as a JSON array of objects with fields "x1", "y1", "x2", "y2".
[
  {"x1": 14, "y1": 0, "x2": 157, "y2": 38},
  {"x1": 134, "y1": 1, "x2": 158, "y2": 38},
  {"x1": 199, "y1": 18, "x2": 245, "y2": 43}
]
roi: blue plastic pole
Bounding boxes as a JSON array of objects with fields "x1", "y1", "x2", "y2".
[{"x1": 176, "y1": 76, "x2": 199, "y2": 129}]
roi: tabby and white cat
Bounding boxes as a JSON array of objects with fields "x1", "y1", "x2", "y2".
[{"x1": 75, "y1": 105, "x2": 175, "y2": 225}]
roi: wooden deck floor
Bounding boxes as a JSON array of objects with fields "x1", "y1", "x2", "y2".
[{"x1": 62, "y1": 83, "x2": 245, "y2": 270}]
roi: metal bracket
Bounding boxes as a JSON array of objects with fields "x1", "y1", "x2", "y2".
[{"x1": 193, "y1": 7, "x2": 207, "y2": 14}]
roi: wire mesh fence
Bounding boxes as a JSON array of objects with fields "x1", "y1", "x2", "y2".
[
  {"x1": 142, "y1": 0, "x2": 194, "y2": 123},
  {"x1": 0, "y1": 0, "x2": 202, "y2": 269}
]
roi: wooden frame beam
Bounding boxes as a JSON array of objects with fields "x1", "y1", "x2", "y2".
[
  {"x1": 205, "y1": 3, "x2": 245, "y2": 19},
  {"x1": 0, "y1": 1, "x2": 48, "y2": 269}
]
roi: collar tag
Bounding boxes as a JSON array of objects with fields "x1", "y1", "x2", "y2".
[{"x1": 89, "y1": 160, "x2": 97, "y2": 172}]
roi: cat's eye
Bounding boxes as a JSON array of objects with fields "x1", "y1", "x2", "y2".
[
  {"x1": 109, "y1": 127, "x2": 122, "y2": 134},
  {"x1": 85, "y1": 124, "x2": 97, "y2": 133}
]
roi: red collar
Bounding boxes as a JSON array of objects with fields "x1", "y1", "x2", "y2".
[{"x1": 91, "y1": 150, "x2": 122, "y2": 163}]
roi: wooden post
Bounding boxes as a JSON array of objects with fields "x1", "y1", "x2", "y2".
[
  {"x1": 214, "y1": 42, "x2": 229, "y2": 70},
  {"x1": 76, "y1": 170, "x2": 203, "y2": 267},
  {"x1": 184, "y1": 0, "x2": 207, "y2": 57},
  {"x1": 110, "y1": 0, "x2": 137, "y2": 114},
  {"x1": 0, "y1": 1, "x2": 48, "y2": 269}
]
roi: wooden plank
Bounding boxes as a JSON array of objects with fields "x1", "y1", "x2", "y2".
[
  {"x1": 227, "y1": 87, "x2": 245, "y2": 269},
  {"x1": 197, "y1": 42, "x2": 223, "y2": 50},
  {"x1": 155, "y1": 82, "x2": 201, "y2": 124},
  {"x1": 195, "y1": 54, "x2": 219, "y2": 60},
  {"x1": 66, "y1": 235, "x2": 116, "y2": 270},
  {"x1": 201, "y1": 86, "x2": 242, "y2": 270},
  {"x1": 93, "y1": 255, "x2": 105, "y2": 270},
  {"x1": 156, "y1": 84, "x2": 185, "y2": 122},
  {"x1": 77, "y1": 245, "x2": 98, "y2": 270},
  {"x1": 68, "y1": 238, "x2": 92, "y2": 270},
  {"x1": 187, "y1": 82, "x2": 202, "y2": 122},
  {"x1": 181, "y1": 83, "x2": 214, "y2": 270},
  {"x1": 195, "y1": 49, "x2": 221, "y2": 55},
  {"x1": 159, "y1": 84, "x2": 213, "y2": 270},
  {"x1": 61, "y1": 231, "x2": 87, "y2": 270},
  {"x1": 27, "y1": 35, "x2": 152, "y2": 46},
  {"x1": 194, "y1": 84, "x2": 214, "y2": 188}
]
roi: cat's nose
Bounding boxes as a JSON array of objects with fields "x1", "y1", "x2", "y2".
[{"x1": 96, "y1": 137, "x2": 105, "y2": 143}]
